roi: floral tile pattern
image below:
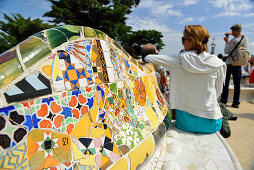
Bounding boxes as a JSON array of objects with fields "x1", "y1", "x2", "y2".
[{"x1": 0, "y1": 25, "x2": 170, "y2": 169}]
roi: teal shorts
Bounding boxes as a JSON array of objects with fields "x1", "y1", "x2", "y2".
[{"x1": 175, "y1": 109, "x2": 222, "y2": 134}]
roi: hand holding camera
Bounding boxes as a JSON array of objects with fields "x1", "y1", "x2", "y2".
[
  {"x1": 224, "y1": 32, "x2": 231, "y2": 43},
  {"x1": 225, "y1": 32, "x2": 232, "y2": 37}
]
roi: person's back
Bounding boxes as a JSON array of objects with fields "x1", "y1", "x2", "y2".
[{"x1": 145, "y1": 25, "x2": 226, "y2": 133}]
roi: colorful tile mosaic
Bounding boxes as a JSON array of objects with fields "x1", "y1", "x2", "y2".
[{"x1": 0, "y1": 25, "x2": 171, "y2": 169}]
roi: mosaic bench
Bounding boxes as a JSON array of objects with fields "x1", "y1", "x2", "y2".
[{"x1": 0, "y1": 25, "x2": 171, "y2": 169}]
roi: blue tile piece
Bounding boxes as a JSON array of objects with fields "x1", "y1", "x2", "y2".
[
  {"x1": 5, "y1": 85, "x2": 23, "y2": 96},
  {"x1": 32, "y1": 114, "x2": 41, "y2": 128},
  {"x1": 56, "y1": 76, "x2": 63, "y2": 81},
  {"x1": 125, "y1": 60, "x2": 130, "y2": 68},
  {"x1": 64, "y1": 71, "x2": 70, "y2": 81},
  {"x1": 61, "y1": 107, "x2": 72, "y2": 119},
  {"x1": 72, "y1": 90, "x2": 81, "y2": 97},
  {"x1": 67, "y1": 64, "x2": 75, "y2": 70},
  {"x1": 25, "y1": 73, "x2": 47, "y2": 90},
  {"x1": 0, "y1": 105, "x2": 15, "y2": 117},
  {"x1": 87, "y1": 97, "x2": 94, "y2": 109},
  {"x1": 42, "y1": 97, "x2": 54, "y2": 105},
  {"x1": 76, "y1": 70, "x2": 81, "y2": 78},
  {"x1": 23, "y1": 115, "x2": 33, "y2": 131}
]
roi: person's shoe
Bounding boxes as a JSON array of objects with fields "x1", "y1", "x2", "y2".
[{"x1": 231, "y1": 104, "x2": 239, "y2": 108}]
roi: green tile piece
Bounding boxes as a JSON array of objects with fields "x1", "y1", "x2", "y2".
[
  {"x1": 109, "y1": 83, "x2": 117, "y2": 94},
  {"x1": 84, "y1": 27, "x2": 97, "y2": 38},
  {"x1": 4, "y1": 124, "x2": 16, "y2": 135},
  {"x1": 46, "y1": 29, "x2": 68, "y2": 49},
  {"x1": 93, "y1": 28, "x2": 106, "y2": 40},
  {"x1": 0, "y1": 48, "x2": 23, "y2": 88},
  {"x1": 33, "y1": 31, "x2": 48, "y2": 44},
  {"x1": 55, "y1": 25, "x2": 82, "y2": 41},
  {"x1": 19, "y1": 36, "x2": 51, "y2": 67}
]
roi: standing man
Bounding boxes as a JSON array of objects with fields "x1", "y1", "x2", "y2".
[{"x1": 220, "y1": 24, "x2": 248, "y2": 108}]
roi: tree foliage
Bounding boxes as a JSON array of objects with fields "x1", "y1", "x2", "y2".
[
  {"x1": 0, "y1": 13, "x2": 54, "y2": 53},
  {"x1": 44, "y1": 0, "x2": 165, "y2": 57},
  {"x1": 44, "y1": 0, "x2": 139, "y2": 39},
  {"x1": 120, "y1": 30, "x2": 165, "y2": 57}
]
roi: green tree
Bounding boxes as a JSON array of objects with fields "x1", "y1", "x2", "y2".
[
  {"x1": 43, "y1": 0, "x2": 139, "y2": 39},
  {"x1": 0, "y1": 13, "x2": 54, "y2": 53},
  {"x1": 120, "y1": 30, "x2": 165, "y2": 58},
  {"x1": 44, "y1": 0, "x2": 165, "y2": 57}
]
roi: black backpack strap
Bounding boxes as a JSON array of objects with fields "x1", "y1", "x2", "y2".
[{"x1": 227, "y1": 36, "x2": 244, "y2": 58}]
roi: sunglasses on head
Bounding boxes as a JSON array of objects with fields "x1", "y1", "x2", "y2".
[{"x1": 181, "y1": 37, "x2": 191, "y2": 43}]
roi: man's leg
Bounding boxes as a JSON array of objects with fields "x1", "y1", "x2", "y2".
[
  {"x1": 220, "y1": 65, "x2": 232, "y2": 105},
  {"x1": 232, "y1": 66, "x2": 242, "y2": 106}
]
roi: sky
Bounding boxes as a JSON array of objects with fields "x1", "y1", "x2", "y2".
[{"x1": 1, "y1": 0, "x2": 254, "y2": 56}]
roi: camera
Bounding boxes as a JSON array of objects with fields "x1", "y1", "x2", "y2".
[{"x1": 225, "y1": 33, "x2": 231, "y2": 37}]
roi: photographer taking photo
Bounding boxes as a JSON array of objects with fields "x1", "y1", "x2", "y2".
[{"x1": 220, "y1": 24, "x2": 249, "y2": 108}]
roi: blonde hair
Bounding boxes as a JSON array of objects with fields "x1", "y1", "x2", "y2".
[{"x1": 184, "y1": 25, "x2": 210, "y2": 54}]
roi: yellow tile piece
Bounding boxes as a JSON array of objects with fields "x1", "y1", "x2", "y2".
[
  {"x1": 110, "y1": 157, "x2": 129, "y2": 170},
  {"x1": 93, "y1": 91, "x2": 98, "y2": 106},
  {"x1": 67, "y1": 69, "x2": 78, "y2": 81},
  {"x1": 71, "y1": 142, "x2": 84, "y2": 160},
  {"x1": 12, "y1": 150, "x2": 24, "y2": 164},
  {"x1": 16, "y1": 143, "x2": 25, "y2": 150},
  {"x1": 70, "y1": 114, "x2": 91, "y2": 138},
  {"x1": 105, "y1": 127, "x2": 112, "y2": 139},
  {"x1": 130, "y1": 65, "x2": 137, "y2": 73},
  {"x1": 144, "y1": 75, "x2": 156, "y2": 104},
  {"x1": 80, "y1": 155, "x2": 96, "y2": 166},
  {"x1": 128, "y1": 135, "x2": 154, "y2": 170},
  {"x1": 91, "y1": 128, "x2": 105, "y2": 138},
  {"x1": 95, "y1": 77, "x2": 103, "y2": 84},
  {"x1": 42, "y1": 65, "x2": 52, "y2": 76},
  {"x1": 91, "y1": 49, "x2": 98, "y2": 62},
  {"x1": 146, "y1": 107, "x2": 160, "y2": 128},
  {"x1": 53, "y1": 56, "x2": 63, "y2": 80},
  {"x1": 112, "y1": 143, "x2": 121, "y2": 155},
  {"x1": 88, "y1": 106, "x2": 99, "y2": 122},
  {"x1": 2, "y1": 153, "x2": 17, "y2": 169},
  {"x1": 101, "y1": 155, "x2": 110, "y2": 167}
]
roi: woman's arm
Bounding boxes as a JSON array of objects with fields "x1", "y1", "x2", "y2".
[{"x1": 145, "y1": 54, "x2": 180, "y2": 74}]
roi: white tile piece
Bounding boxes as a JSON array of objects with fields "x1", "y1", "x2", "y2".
[
  {"x1": 104, "y1": 51, "x2": 113, "y2": 68},
  {"x1": 100, "y1": 40, "x2": 109, "y2": 52},
  {"x1": 53, "y1": 80, "x2": 65, "y2": 92}
]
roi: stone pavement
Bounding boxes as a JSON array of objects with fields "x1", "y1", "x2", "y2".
[{"x1": 225, "y1": 101, "x2": 254, "y2": 170}]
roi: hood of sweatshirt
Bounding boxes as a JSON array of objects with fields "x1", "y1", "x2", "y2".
[{"x1": 180, "y1": 51, "x2": 226, "y2": 74}]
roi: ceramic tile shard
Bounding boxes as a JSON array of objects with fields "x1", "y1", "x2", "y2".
[{"x1": 4, "y1": 72, "x2": 52, "y2": 103}]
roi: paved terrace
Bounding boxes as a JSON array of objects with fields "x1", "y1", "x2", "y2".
[{"x1": 226, "y1": 101, "x2": 254, "y2": 170}]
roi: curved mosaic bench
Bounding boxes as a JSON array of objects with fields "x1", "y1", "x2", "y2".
[{"x1": 0, "y1": 25, "x2": 171, "y2": 169}]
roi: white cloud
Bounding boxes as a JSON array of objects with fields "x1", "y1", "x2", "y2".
[
  {"x1": 250, "y1": 42, "x2": 254, "y2": 47},
  {"x1": 127, "y1": 16, "x2": 171, "y2": 33},
  {"x1": 167, "y1": 9, "x2": 182, "y2": 16},
  {"x1": 182, "y1": 0, "x2": 200, "y2": 6},
  {"x1": 178, "y1": 17, "x2": 193, "y2": 24},
  {"x1": 213, "y1": 11, "x2": 240, "y2": 18},
  {"x1": 138, "y1": 0, "x2": 182, "y2": 17},
  {"x1": 198, "y1": 16, "x2": 205, "y2": 22},
  {"x1": 208, "y1": 0, "x2": 254, "y2": 18},
  {"x1": 243, "y1": 23, "x2": 254, "y2": 31},
  {"x1": 213, "y1": 11, "x2": 254, "y2": 18}
]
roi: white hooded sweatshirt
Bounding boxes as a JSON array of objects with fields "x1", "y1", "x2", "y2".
[{"x1": 145, "y1": 51, "x2": 226, "y2": 120}]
